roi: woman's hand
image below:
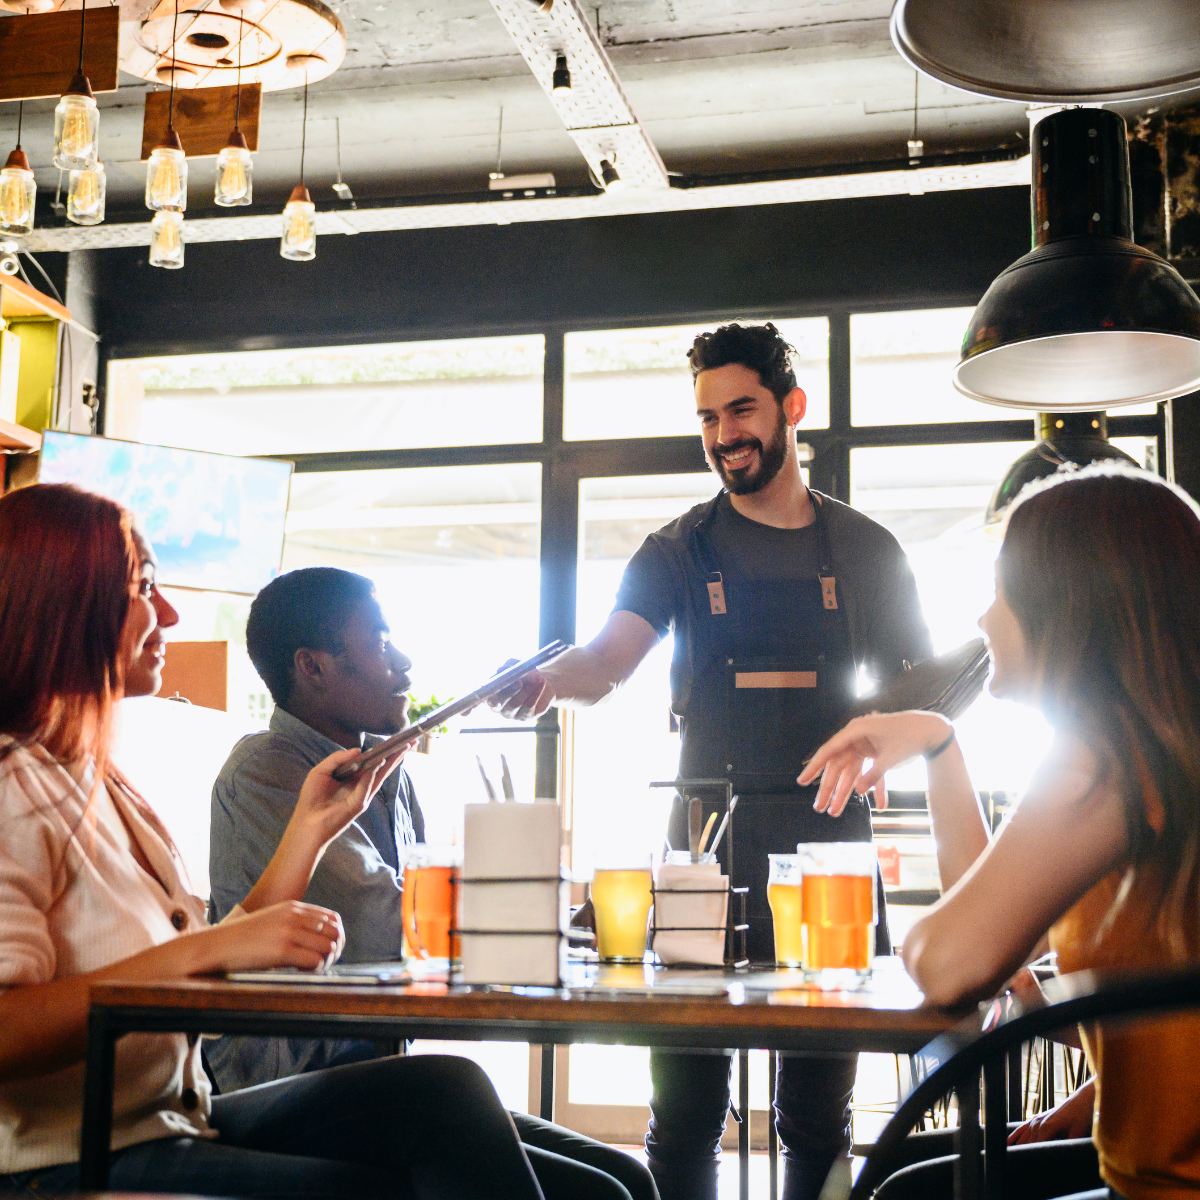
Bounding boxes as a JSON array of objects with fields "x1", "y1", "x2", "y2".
[
  {"x1": 798, "y1": 711, "x2": 953, "y2": 817},
  {"x1": 1008, "y1": 1080, "x2": 1095, "y2": 1145},
  {"x1": 200, "y1": 901, "x2": 345, "y2": 973}
]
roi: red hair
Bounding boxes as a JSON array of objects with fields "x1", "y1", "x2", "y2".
[{"x1": 0, "y1": 483, "x2": 137, "y2": 767}]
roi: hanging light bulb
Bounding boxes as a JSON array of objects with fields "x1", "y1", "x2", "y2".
[
  {"x1": 149, "y1": 210, "x2": 184, "y2": 269},
  {"x1": 67, "y1": 162, "x2": 106, "y2": 226},
  {"x1": 281, "y1": 73, "x2": 316, "y2": 260},
  {"x1": 53, "y1": 3, "x2": 99, "y2": 170},
  {"x1": 0, "y1": 105, "x2": 35, "y2": 238},
  {"x1": 215, "y1": 24, "x2": 253, "y2": 206},
  {"x1": 281, "y1": 184, "x2": 316, "y2": 260},
  {"x1": 552, "y1": 54, "x2": 571, "y2": 92},
  {"x1": 600, "y1": 158, "x2": 623, "y2": 191},
  {"x1": 146, "y1": 1, "x2": 187, "y2": 212},
  {"x1": 146, "y1": 130, "x2": 187, "y2": 212}
]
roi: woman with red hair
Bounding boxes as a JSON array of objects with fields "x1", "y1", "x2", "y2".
[{"x1": 0, "y1": 483, "x2": 553, "y2": 1199}]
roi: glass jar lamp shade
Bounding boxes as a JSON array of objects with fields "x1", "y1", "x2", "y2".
[
  {"x1": 214, "y1": 133, "x2": 252, "y2": 206},
  {"x1": 0, "y1": 149, "x2": 35, "y2": 237},
  {"x1": 67, "y1": 162, "x2": 105, "y2": 226},
  {"x1": 149, "y1": 210, "x2": 184, "y2": 269},
  {"x1": 145, "y1": 138, "x2": 187, "y2": 212},
  {"x1": 280, "y1": 185, "x2": 316, "y2": 260},
  {"x1": 53, "y1": 79, "x2": 98, "y2": 171}
]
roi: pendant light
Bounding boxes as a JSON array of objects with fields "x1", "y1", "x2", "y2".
[
  {"x1": 280, "y1": 74, "x2": 315, "y2": 261},
  {"x1": 890, "y1": 0, "x2": 1200, "y2": 105},
  {"x1": 53, "y1": 2, "x2": 99, "y2": 171},
  {"x1": 983, "y1": 412, "x2": 1138, "y2": 532},
  {"x1": 146, "y1": 0, "x2": 188, "y2": 214},
  {"x1": 67, "y1": 162, "x2": 106, "y2": 225},
  {"x1": 149, "y1": 210, "x2": 184, "y2": 269},
  {"x1": 0, "y1": 104, "x2": 36, "y2": 238},
  {"x1": 215, "y1": 18, "x2": 253, "y2": 206},
  {"x1": 954, "y1": 107, "x2": 1200, "y2": 410}
]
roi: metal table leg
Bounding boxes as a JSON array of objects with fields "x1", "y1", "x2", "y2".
[
  {"x1": 739, "y1": 1047, "x2": 750, "y2": 1200},
  {"x1": 540, "y1": 1043, "x2": 555, "y2": 1122},
  {"x1": 953, "y1": 1071, "x2": 981, "y2": 1200},
  {"x1": 768, "y1": 1050, "x2": 779, "y2": 1200},
  {"x1": 983, "y1": 1054, "x2": 1008, "y2": 1200},
  {"x1": 79, "y1": 1008, "x2": 117, "y2": 1191}
]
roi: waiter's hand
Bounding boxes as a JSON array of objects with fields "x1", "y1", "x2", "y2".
[
  {"x1": 487, "y1": 660, "x2": 554, "y2": 721},
  {"x1": 799, "y1": 711, "x2": 952, "y2": 817}
]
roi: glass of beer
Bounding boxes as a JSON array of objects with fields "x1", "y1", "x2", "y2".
[
  {"x1": 767, "y1": 854, "x2": 803, "y2": 967},
  {"x1": 797, "y1": 842, "x2": 877, "y2": 979},
  {"x1": 402, "y1": 845, "x2": 461, "y2": 962},
  {"x1": 591, "y1": 859, "x2": 653, "y2": 962}
]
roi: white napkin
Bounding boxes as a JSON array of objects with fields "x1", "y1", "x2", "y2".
[{"x1": 652, "y1": 862, "x2": 729, "y2": 967}]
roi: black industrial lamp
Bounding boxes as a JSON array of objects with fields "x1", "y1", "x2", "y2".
[
  {"x1": 953, "y1": 107, "x2": 1200, "y2": 411},
  {"x1": 552, "y1": 54, "x2": 571, "y2": 93},
  {"x1": 890, "y1": 0, "x2": 1200, "y2": 104},
  {"x1": 984, "y1": 411, "x2": 1138, "y2": 530}
]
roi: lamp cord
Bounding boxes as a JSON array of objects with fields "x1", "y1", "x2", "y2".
[
  {"x1": 299, "y1": 74, "x2": 308, "y2": 183},
  {"x1": 77, "y1": 0, "x2": 85, "y2": 74},
  {"x1": 912, "y1": 72, "x2": 919, "y2": 143},
  {"x1": 495, "y1": 104, "x2": 503, "y2": 176},
  {"x1": 15, "y1": 101, "x2": 22, "y2": 148},
  {"x1": 168, "y1": 0, "x2": 179, "y2": 130},
  {"x1": 234, "y1": 14, "x2": 242, "y2": 130}
]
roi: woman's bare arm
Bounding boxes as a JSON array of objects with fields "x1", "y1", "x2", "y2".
[{"x1": 904, "y1": 735, "x2": 1130, "y2": 1006}]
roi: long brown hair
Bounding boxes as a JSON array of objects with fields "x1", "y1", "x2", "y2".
[
  {"x1": 0, "y1": 483, "x2": 138, "y2": 768},
  {"x1": 999, "y1": 463, "x2": 1200, "y2": 956}
]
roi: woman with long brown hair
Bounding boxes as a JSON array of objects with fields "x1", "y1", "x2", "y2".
[
  {"x1": 803, "y1": 463, "x2": 1200, "y2": 1200},
  {"x1": 0, "y1": 483, "x2": 568, "y2": 1200}
]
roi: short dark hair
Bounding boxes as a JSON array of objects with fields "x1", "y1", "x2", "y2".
[
  {"x1": 246, "y1": 567, "x2": 376, "y2": 706},
  {"x1": 687, "y1": 322, "x2": 798, "y2": 402}
]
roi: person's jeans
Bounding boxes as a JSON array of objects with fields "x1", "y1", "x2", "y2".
[{"x1": 646, "y1": 1049, "x2": 857, "y2": 1200}]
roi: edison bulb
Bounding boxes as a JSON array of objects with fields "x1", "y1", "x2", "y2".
[
  {"x1": 214, "y1": 144, "x2": 253, "y2": 206},
  {"x1": 53, "y1": 92, "x2": 99, "y2": 170},
  {"x1": 149, "y1": 210, "x2": 184, "y2": 269},
  {"x1": 67, "y1": 163, "x2": 106, "y2": 226},
  {"x1": 145, "y1": 145, "x2": 187, "y2": 212},
  {"x1": 280, "y1": 196, "x2": 316, "y2": 261},
  {"x1": 0, "y1": 159, "x2": 35, "y2": 237}
]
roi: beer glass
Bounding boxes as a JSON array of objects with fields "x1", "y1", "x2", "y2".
[
  {"x1": 401, "y1": 845, "x2": 461, "y2": 961},
  {"x1": 767, "y1": 853, "x2": 803, "y2": 967},
  {"x1": 591, "y1": 859, "x2": 653, "y2": 962},
  {"x1": 797, "y1": 842, "x2": 878, "y2": 977}
]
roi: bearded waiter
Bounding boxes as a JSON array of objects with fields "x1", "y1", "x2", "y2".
[{"x1": 494, "y1": 322, "x2": 931, "y2": 1200}]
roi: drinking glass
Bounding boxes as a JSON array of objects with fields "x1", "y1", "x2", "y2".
[
  {"x1": 591, "y1": 859, "x2": 653, "y2": 962},
  {"x1": 797, "y1": 842, "x2": 878, "y2": 978},
  {"x1": 767, "y1": 853, "x2": 803, "y2": 967},
  {"x1": 401, "y1": 845, "x2": 461, "y2": 961}
]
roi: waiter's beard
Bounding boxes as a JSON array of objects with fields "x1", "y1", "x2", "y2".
[{"x1": 710, "y1": 405, "x2": 790, "y2": 495}]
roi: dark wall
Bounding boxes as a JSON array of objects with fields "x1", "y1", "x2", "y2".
[{"x1": 72, "y1": 185, "x2": 1032, "y2": 358}]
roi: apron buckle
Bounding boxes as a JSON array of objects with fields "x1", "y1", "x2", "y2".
[{"x1": 707, "y1": 572, "x2": 727, "y2": 616}]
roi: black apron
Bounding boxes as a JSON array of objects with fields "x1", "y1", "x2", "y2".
[{"x1": 665, "y1": 495, "x2": 891, "y2": 963}]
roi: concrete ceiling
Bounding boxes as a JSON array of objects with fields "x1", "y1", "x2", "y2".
[{"x1": 0, "y1": 0, "x2": 1190, "y2": 215}]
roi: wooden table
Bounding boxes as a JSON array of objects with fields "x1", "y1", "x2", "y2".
[{"x1": 81, "y1": 957, "x2": 963, "y2": 1195}]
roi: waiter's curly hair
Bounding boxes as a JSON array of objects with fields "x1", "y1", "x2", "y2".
[{"x1": 687, "y1": 322, "x2": 798, "y2": 402}]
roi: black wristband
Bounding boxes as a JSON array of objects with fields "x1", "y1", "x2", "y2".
[{"x1": 924, "y1": 730, "x2": 957, "y2": 761}]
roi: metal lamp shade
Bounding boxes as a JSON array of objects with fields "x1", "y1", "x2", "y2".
[
  {"x1": 983, "y1": 413, "x2": 1138, "y2": 529},
  {"x1": 954, "y1": 107, "x2": 1200, "y2": 411},
  {"x1": 890, "y1": 0, "x2": 1200, "y2": 103}
]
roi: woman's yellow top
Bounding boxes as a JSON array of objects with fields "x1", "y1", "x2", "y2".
[{"x1": 1051, "y1": 868, "x2": 1200, "y2": 1200}]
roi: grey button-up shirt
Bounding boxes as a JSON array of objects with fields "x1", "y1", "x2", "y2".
[{"x1": 206, "y1": 706, "x2": 424, "y2": 1091}]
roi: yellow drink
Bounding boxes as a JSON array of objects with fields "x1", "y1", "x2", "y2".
[
  {"x1": 801, "y1": 873, "x2": 875, "y2": 971},
  {"x1": 768, "y1": 882, "x2": 804, "y2": 966},
  {"x1": 592, "y1": 868, "x2": 653, "y2": 961}
]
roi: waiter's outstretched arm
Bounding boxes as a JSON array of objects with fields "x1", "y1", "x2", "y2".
[{"x1": 492, "y1": 611, "x2": 661, "y2": 720}]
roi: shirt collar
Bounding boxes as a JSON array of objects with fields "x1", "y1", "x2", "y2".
[{"x1": 268, "y1": 705, "x2": 353, "y2": 764}]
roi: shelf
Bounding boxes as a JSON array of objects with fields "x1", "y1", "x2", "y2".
[
  {"x1": 0, "y1": 276, "x2": 71, "y2": 324},
  {"x1": 0, "y1": 417, "x2": 41, "y2": 452}
]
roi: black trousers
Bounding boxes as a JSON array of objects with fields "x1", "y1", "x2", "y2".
[
  {"x1": 0, "y1": 1056, "x2": 655, "y2": 1200},
  {"x1": 646, "y1": 1049, "x2": 857, "y2": 1200}
]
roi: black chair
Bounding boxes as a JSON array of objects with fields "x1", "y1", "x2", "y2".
[{"x1": 850, "y1": 965, "x2": 1200, "y2": 1200}]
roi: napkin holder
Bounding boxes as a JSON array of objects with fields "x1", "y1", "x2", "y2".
[{"x1": 459, "y1": 800, "x2": 567, "y2": 987}]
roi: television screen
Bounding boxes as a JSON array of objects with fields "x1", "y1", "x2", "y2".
[{"x1": 38, "y1": 431, "x2": 293, "y2": 595}]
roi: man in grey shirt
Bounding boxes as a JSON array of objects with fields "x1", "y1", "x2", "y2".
[{"x1": 207, "y1": 567, "x2": 423, "y2": 1092}]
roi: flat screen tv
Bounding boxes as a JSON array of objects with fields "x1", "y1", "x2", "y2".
[{"x1": 38, "y1": 431, "x2": 293, "y2": 596}]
